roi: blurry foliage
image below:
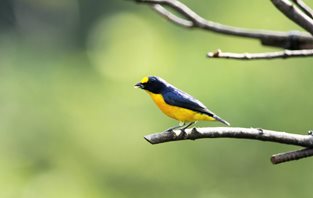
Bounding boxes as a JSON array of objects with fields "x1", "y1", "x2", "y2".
[{"x1": 0, "y1": 0, "x2": 313, "y2": 197}]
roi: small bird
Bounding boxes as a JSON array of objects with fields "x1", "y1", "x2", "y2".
[{"x1": 135, "y1": 76, "x2": 230, "y2": 132}]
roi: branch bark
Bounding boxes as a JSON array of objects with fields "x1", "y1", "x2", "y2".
[
  {"x1": 207, "y1": 49, "x2": 313, "y2": 60},
  {"x1": 144, "y1": 127, "x2": 313, "y2": 164},
  {"x1": 152, "y1": 4, "x2": 192, "y2": 27},
  {"x1": 271, "y1": 0, "x2": 313, "y2": 35},
  {"x1": 144, "y1": 127, "x2": 313, "y2": 146},
  {"x1": 271, "y1": 147, "x2": 313, "y2": 164},
  {"x1": 292, "y1": 0, "x2": 313, "y2": 19},
  {"x1": 135, "y1": 0, "x2": 313, "y2": 50}
]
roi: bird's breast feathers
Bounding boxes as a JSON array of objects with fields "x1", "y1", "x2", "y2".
[{"x1": 146, "y1": 91, "x2": 215, "y2": 122}]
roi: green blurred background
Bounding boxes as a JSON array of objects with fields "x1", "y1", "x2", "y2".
[{"x1": 1, "y1": 0, "x2": 313, "y2": 197}]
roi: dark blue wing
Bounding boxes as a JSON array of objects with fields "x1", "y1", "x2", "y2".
[{"x1": 162, "y1": 87, "x2": 214, "y2": 117}]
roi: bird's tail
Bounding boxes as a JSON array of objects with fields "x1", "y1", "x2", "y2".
[{"x1": 213, "y1": 114, "x2": 230, "y2": 126}]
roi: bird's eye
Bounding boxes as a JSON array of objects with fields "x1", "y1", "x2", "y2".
[{"x1": 149, "y1": 77, "x2": 157, "y2": 83}]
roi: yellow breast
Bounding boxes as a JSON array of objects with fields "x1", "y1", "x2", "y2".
[{"x1": 147, "y1": 92, "x2": 215, "y2": 122}]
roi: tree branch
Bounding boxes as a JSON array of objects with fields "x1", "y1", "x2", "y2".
[
  {"x1": 144, "y1": 127, "x2": 313, "y2": 164},
  {"x1": 135, "y1": 0, "x2": 313, "y2": 50},
  {"x1": 271, "y1": 147, "x2": 313, "y2": 164},
  {"x1": 271, "y1": 0, "x2": 313, "y2": 35},
  {"x1": 144, "y1": 127, "x2": 313, "y2": 146},
  {"x1": 152, "y1": 4, "x2": 192, "y2": 27},
  {"x1": 207, "y1": 49, "x2": 313, "y2": 60},
  {"x1": 292, "y1": 0, "x2": 313, "y2": 19}
]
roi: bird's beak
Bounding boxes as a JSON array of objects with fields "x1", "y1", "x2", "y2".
[{"x1": 134, "y1": 82, "x2": 144, "y2": 89}]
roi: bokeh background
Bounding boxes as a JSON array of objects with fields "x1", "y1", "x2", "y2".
[{"x1": 1, "y1": 0, "x2": 313, "y2": 197}]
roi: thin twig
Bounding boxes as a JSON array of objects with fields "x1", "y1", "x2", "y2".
[
  {"x1": 291, "y1": 0, "x2": 313, "y2": 19},
  {"x1": 152, "y1": 5, "x2": 193, "y2": 27},
  {"x1": 271, "y1": 147, "x2": 313, "y2": 164},
  {"x1": 135, "y1": 0, "x2": 313, "y2": 49},
  {"x1": 271, "y1": 0, "x2": 313, "y2": 35},
  {"x1": 207, "y1": 49, "x2": 313, "y2": 60}
]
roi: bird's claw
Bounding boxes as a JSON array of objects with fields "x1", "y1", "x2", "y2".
[
  {"x1": 164, "y1": 128, "x2": 174, "y2": 133},
  {"x1": 177, "y1": 129, "x2": 188, "y2": 139}
]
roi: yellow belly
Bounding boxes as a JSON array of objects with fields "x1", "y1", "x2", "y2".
[{"x1": 147, "y1": 92, "x2": 215, "y2": 122}]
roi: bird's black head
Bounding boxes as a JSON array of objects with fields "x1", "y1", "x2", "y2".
[{"x1": 135, "y1": 76, "x2": 168, "y2": 94}]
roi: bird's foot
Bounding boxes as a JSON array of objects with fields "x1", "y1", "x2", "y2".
[
  {"x1": 177, "y1": 129, "x2": 188, "y2": 139},
  {"x1": 164, "y1": 128, "x2": 172, "y2": 133},
  {"x1": 189, "y1": 128, "x2": 200, "y2": 140}
]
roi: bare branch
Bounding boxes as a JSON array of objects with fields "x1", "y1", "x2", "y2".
[
  {"x1": 144, "y1": 127, "x2": 313, "y2": 146},
  {"x1": 144, "y1": 127, "x2": 313, "y2": 164},
  {"x1": 152, "y1": 5, "x2": 193, "y2": 27},
  {"x1": 271, "y1": 0, "x2": 313, "y2": 35},
  {"x1": 207, "y1": 49, "x2": 313, "y2": 60},
  {"x1": 291, "y1": 0, "x2": 313, "y2": 19},
  {"x1": 271, "y1": 147, "x2": 313, "y2": 164},
  {"x1": 135, "y1": 0, "x2": 313, "y2": 50}
]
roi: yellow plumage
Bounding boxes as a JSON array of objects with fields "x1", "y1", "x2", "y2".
[{"x1": 147, "y1": 91, "x2": 215, "y2": 122}]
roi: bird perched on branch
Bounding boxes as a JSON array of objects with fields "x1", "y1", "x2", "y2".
[{"x1": 135, "y1": 76, "x2": 230, "y2": 132}]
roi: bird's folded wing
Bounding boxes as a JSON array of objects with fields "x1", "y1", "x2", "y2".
[{"x1": 162, "y1": 89, "x2": 214, "y2": 117}]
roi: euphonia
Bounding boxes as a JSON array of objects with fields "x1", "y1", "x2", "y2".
[{"x1": 135, "y1": 76, "x2": 230, "y2": 131}]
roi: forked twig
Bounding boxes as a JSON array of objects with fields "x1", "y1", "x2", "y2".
[
  {"x1": 291, "y1": 0, "x2": 313, "y2": 19},
  {"x1": 271, "y1": 0, "x2": 313, "y2": 35},
  {"x1": 135, "y1": 0, "x2": 313, "y2": 51},
  {"x1": 134, "y1": 0, "x2": 313, "y2": 60}
]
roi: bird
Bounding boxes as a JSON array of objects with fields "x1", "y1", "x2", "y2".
[{"x1": 135, "y1": 76, "x2": 230, "y2": 132}]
